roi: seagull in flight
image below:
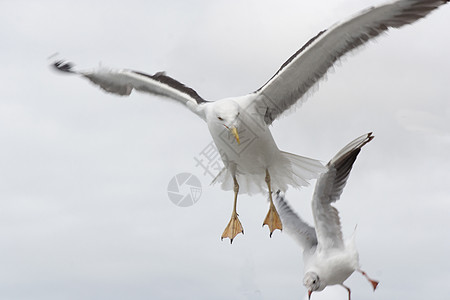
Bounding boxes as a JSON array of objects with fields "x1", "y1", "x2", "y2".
[
  {"x1": 52, "y1": 0, "x2": 448, "y2": 243},
  {"x1": 274, "y1": 133, "x2": 378, "y2": 300}
]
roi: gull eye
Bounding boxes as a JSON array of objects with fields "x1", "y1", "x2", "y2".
[
  {"x1": 312, "y1": 280, "x2": 316, "y2": 284},
  {"x1": 217, "y1": 116, "x2": 224, "y2": 121}
]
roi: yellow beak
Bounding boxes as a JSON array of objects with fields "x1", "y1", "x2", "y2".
[{"x1": 230, "y1": 126, "x2": 240, "y2": 145}]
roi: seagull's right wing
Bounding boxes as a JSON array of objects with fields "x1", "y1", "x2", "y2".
[
  {"x1": 52, "y1": 60, "x2": 208, "y2": 113},
  {"x1": 252, "y1": 0, "x2": 448, "y2": 125},
  {"x1": 313, "y1": 133, "x2": 374, "y2": 250},
  {"x1": 274, "y1": 191, "x2": 318, "y2": 251}
]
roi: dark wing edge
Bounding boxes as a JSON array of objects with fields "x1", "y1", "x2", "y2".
[
  {"x1": 53, "y1": 60, "x2": 75, "y2": 73},
  {"x1": 312, "y1": 132, "x2": 374, "y2": 249},
  {"x1": 133, "y1": 71, "x2": 207, "y2": 104},
  {"x1": 254, "y1": 29, "x2": 326, "y2": 95},
  {"x1": 323, "y1": 132, "x2": 374, "y2": 203},
  {"x1": 52, "y1": 59, "x2": 208, "y2": 105},
  {"x1": 253, "y1": 0, "x2": 449, "y2": 125}
]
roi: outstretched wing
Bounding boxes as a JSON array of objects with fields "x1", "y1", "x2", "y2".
[
  {"x1": 252, "y1": 0, "x2": 448, "y2": 125},
  {"x1": 313, "y1": 133, "x2": 374, "y2": 250},
  {"x1": 274, "y1": 191, "x2": 318, "y2": 251},
  {"x1": 52, "y1": 60, "x2": 208, "y2": 109}
]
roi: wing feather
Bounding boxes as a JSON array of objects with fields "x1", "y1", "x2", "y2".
[
  {"x1": 274, "y1": 191, "x2": 318, "y2": 251},
  {"x1": 52, "y1": 60, "x2": 207, "y2": 107},
  {"x1": 312, "y1": 133, "x2": 374, "y2": 250},
  {"x1": 253, "y1": 0, "x2": 448, "y2": 125}
]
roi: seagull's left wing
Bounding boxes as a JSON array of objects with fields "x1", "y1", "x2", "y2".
[
  {"x1": 274, "y1": 191, "x2": 318, "y2": 251},
  {"x1": 52, "y1": 60, "x2": 207, "y2": 111},
  {"x1": 313, "y1": 133, "x2": 374, "y2": 250},
  {"x1": 252, "y1": 0, "x2": 448, "y2": 125}
]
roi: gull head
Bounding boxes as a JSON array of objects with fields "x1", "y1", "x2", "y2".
[
  {"x1": 303, "y1": 272, "x2": 322, "y2": 299},
  {"x1": 208, "y1": 99, "x2": 241, "y2": 144}
]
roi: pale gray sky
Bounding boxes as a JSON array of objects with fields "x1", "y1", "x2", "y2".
[{"x1": 1, "y1": 1, "x2": 449, "y2": 300}]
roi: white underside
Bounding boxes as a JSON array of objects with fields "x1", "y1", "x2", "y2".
[
  {"x1": 212, "y1": 151, "x2": 325, "y2": 195},
  {"x1": 206, "y1": 96, "x2": 325, "y2": 195},
  {"x1": 306, "y1": 239, "x2": 360, "y2": 289}
]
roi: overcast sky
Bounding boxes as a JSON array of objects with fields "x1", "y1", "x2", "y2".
[{"x1": 1, "y1": 1, "x2": 449, "y2": 300}]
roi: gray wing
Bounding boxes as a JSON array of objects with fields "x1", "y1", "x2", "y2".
[
  {"x1": 252, "y1": 0, "x2": 448, "y2": 125},
  {"x1": 312, "y1": 133, "x2": 374, "y2": 250},
  {"x1": 274, "y1": 191, "x2": 318, "y2": 251},
  {"x1": 52, "y1": 60, "x2": 207, "y2": 107}
]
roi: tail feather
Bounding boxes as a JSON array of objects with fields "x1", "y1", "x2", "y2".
[
  {"x1": 281, "y1": 151, "x2": 326, "y2": 183},
  {"x1": 211, "y1": 152, "x2": 325, "y2": 195}
]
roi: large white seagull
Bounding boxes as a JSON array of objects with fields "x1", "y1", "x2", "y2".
[{"x1": 52, "y1": 0, "x2": 448, "y2": 243}]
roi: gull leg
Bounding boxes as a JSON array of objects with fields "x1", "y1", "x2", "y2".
[
  {"x1": 221, "y1": 176, "x2": 244, "y2": 244},
  {"x1": 262, "y1": 169, "x2": 283, "y2": 237},
  {"x1": 357, "y1": 269, "x2": 379, "y2": 291},
  {"x1": 340, "y1": 284, "x2": 351, "y2": 300}
]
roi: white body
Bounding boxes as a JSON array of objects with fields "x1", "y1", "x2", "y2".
[
  {"x1": 274, "y1": 133, "x2": 375, "y2": 296},
  {"x1": 205, "y1": 96, "x2": 321, "y2": 194},
  {"x1": 305, "y1": 237, "x2": 359, "y2": 290}
]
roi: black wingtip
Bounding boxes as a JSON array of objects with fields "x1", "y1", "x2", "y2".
[
  {"x1": 363, "y1": 132, "x2": 375, "y2": 147},
  {"x1": 52, "y1": 60, "x2": 75, "y2": 73}
]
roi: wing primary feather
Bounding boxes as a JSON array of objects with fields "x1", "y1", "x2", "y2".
[
  {"x1": 131, "y1": 71, "x2": 207, "y2": 104},
  {"x1": 324, "y1": 132, "x2": 374, "y2": 203},
  {"x1": 51, "y1": 59, "x2": 208, "y2": 106},
  {"x1": 53, "y1": 60, "x2": 75, "y2": 73},
  {"x1": 253, "y1": 0, "x2": 449, "y2": 125},
  {"x1": 274, "y1": 191, "x2": 318, "y2": 251},
  {"x1": 255, "y1": 30, "x2": 327, "y2": 94},
  {"x1": 312, "y1": 133, "x2": 374, "y2": 250}
]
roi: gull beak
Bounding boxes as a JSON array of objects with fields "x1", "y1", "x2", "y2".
[
  {"x1": 230, "y1": 126, "x2": 240, "y2": 144},
  {"x1": 308, "y1": 290, "x2": 312, "y2": 300}
]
